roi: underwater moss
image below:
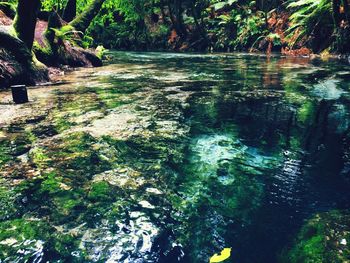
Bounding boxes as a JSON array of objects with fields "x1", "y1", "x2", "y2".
[
  {"x1": 0, "y1": 218, "x2": 52, "y2": 260},
  {"x1": 88, "y1": 181, "x2": 113, "y2": 203},
  {"x1": 28, "y1": 132, "x2": 112, "y2": 181},
  {"x1": 54, "y1": 115, "x2": 74, "y2": 133},
  {"x1": 281, "y1": 211, "x2": 350, "y2": 263},
  {"x1": 0, "y1": 217, "x2": 83, "y2": 261},
  {"x1": 51, "y1": 191, "x2": 85, "y2": 223},
  {"x1": 0, "y1": 183, "x2": 19, "y2": 221},
  {"x1": 0, "y1": 131, "x2": 35, "y2": 168},
  {"x1": 30, "y1": 147, "x2": 50, "y2": 169},
  {"x1": 0, "y1": 141, "x2": 11, "y2": 168}
]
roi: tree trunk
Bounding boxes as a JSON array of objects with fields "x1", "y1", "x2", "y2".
[
  {"x1": 167, "y1": 0, "x2": 186, "y2": 38},
  {"x1": 63, "y1": 0, "x2": 77, "y2": 22},
  {"x1": 191, "y1": 1, "x2": 207, "y2": 41},
  {"x1": 332, "y1": 0, "x2": 341, "y2": 28},
  {"x1": 44, "y1": 11, "x2": 64, "y2": 62},
  {"x1": 159, "y1": 0, "x2": 169, "y2": 25},
  {"x1": 175, "y1": 0, "x2": 187, "y2": 38},
  {"x1": 0, "y1": 28, "x2": 48, "y2": 86},
  {"x1": 69, "y1": 0, "x2": 106, "y2": 32},
  {"x1": 343, "y1": 0, "x2": 350, "y2": 23},
  {"x1": 13, "y1": 0, "x2": 41, "y2": 50},
  {"x1": 0, "y1": 2, "x2": 16, "y2": 18},
  {"x1": 0, "y1": 28, "x2": 32, "y2": 64}
]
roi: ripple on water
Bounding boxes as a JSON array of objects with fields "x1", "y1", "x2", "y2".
[{"x1": 270, "y1": 153, "x2": 305, "y2": 207}]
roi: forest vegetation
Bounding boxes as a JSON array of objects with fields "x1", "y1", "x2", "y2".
[{"x1": 1, "y1": 0, "x2": 350, "y2": 88}]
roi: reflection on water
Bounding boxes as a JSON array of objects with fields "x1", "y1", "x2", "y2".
[{"x1": 0, "y1": 52, "x2": 349, "y2": 263}]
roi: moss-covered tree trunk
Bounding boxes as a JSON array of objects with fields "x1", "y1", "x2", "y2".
[
  {"x1": 13, "y1": 0, "x2": 41, "y2": 50},
  {"x1": 0, "y1": 28, "x2": 33, "y2": 64},
  {"x1": 63, "y1": 0, "x2": 76, "y2": 22},
  {"x1": 0, "y1": 2, "x2": 16, "y2": 18},
  {"x1": 69, "y1": 0, "x2": 106, "y2": 32},
  {"x1": 0, "y1": 28, "x2": 48, "y2": 86}
]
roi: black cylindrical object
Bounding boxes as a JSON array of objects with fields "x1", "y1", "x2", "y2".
[{"x1": 11, "y1": 85, "x2": 29, "y2": 104}]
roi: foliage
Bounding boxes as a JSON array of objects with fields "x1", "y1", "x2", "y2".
[
  {"x1": 41, "y1": 0, "x2": 90, "y2": 13},
  {"x1": 5, "y1": 0, "x2": 349, "y2": 53},
  {"x1": 50, "y1": 25, "x2": 83, "y2": 45},
  {"x1": 86, "y1": 0, "x2": 162, "y2": 50},
  {"x1": 286, "y1": 0, "x2": 333, "y2": 51}
]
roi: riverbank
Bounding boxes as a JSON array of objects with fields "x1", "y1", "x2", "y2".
[{"x1": 0, "y1": 8, "x2": 102, "y2": 89}]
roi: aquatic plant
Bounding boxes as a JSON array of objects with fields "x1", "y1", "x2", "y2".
[{"x1": 281, "y1": 211, "x2": 350, "y2": 263}]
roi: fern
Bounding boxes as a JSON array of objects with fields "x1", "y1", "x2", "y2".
[
  {"x1": 286, "y1": 0, "x2": 333, "y2": 48},
  {"x1": 51, "y1": 25, "x2": 83, "y2": 45}
]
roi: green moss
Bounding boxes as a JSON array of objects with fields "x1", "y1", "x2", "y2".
[
  {"x1": 26, "y1": 130, "x2": 37, "y2": 143},
  {"x1": 297, "y1": 101, "x2": 316, "y2": 124},
  {"x1": 82, "y1": 181, "x2": 129, "y2": 227},
  {"x1": 88, "y1": 181, "x2": 112, "y2": 202},
  {"x1": 39, "y1": 173, "x2": 62, "y2": 194},
  {"x1": 56, "y1": 133, "x2": 95, "y2": 155},
  {"x1": 0, "y1": 218, "x2": 53, "y2": 260},
  {"x1": 53, "y1": 133, "x2": 110, "y2": 175},
  {"x1": 13, "y1": 172, "x2": 85, "y2": 225},
  {"x1": 0, "y1": 140, "x2": 11, "y2": 168},
  {"x1": 33, "y1": 41, "x2": 54, "y2": 65},
  {"x1": 0, "y1": 182, "x2": 19, "y2": 221},
  {"x1": 0, "y1": 217, "x2": 82, "y2": 261},
  {"x1": 28, "y1": 133, "x2": 111, "y2": 181},
  {"x1": 52, "y1": 233, "x2": 80, "y2": 258},
  {"x1": 282, "y1": 211, "x2": 350, "y2": 263},
  {"x1": 287, "y1": 233, "x2": 325, "y2": 263},
  {"x1": 30, "y1": 147, "x2": 50, "y2": 169},
  {"x1": 95, "y1": 89, "x2": 135, "y2": 110},
  {"x1": 54, "y1": 115, "x2": 74, "y2": 133},
  {"x1": 0, "y1": 131, "x2": 34, "y2": 168},
  {"x1": 52, "y1": 191, "x2": 84, "y2": 221},
  {"x1": 0, "y1": 219, "x2": 47, "y2": 241},
  {"x1": 95, "y1": 45, "x2": 106, "y2": 59}
]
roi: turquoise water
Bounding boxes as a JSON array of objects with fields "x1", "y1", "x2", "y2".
[{"x1": 0, "y1": 52, "x2": 349, "y2": 262}]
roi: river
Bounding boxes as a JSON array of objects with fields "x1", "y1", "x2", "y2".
[{"x1": 0, "y1": 52, "x2": 349, "y2": 262}]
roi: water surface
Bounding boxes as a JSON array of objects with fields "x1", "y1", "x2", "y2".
[{"x1": 0, "y1": 52, "x2": 349, "y2": 262}]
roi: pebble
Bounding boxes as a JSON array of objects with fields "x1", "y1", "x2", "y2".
[
  {"x1": 0, "y1": 238, "x2": 17, "y2": 246},
  {"x1": 340, "y1": 238, "x2": 347, "y2": 245},
  {"x1": 59, "y1": 183, "x2": 71, "y2": 191},
  {"x1": 139, "y1": 201, "x2": 155, "y2": 209},
  {"x1": 146, "y1": 188, "x2": 163, "y2": 195}
]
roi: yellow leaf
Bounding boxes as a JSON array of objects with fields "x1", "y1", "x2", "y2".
[{"x1": 209, "y1": 248, "x2": 232, "y2": 263}]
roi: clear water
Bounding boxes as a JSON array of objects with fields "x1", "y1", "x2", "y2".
[{"x1": 0, "y1": 52, "x2": 349, "y2": 263}]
